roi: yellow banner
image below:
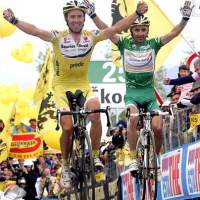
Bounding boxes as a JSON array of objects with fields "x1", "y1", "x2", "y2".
[
  {"x1": 0, "y1": 103, "x2": 16, "y2": 163},
  {"x1": 37, "y1": 90, "x2": 61, "y2": 150},
  {"x1": 0, "y1": 133, "x2": 12, "y2": 163},
  {"x1": 9, "y1": 132, "x2": 43, "y2": 159},
  {"x1": 34, "y1": 49, "x2": 54, "y2": 106},
  {"x1": 189, "y1": 114, "x2": 200, "y2": 128}
]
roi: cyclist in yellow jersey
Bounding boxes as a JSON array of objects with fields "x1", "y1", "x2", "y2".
[{"x1": 3, "y1": 0, "x2": 148, "y2": 189}]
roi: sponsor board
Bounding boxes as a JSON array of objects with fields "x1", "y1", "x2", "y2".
[
  {"x1": 161, "y1": 148, "x2": 183, "y2": 199},
  {"x1": 91, "y1": 83, "x2": 125, "y2": 108},
  {"x1": 121, "y1": 171, "x2": 137, "y2": 200},
  {"x1": 186, "y1": 142, "x2": 200, "y2": 195}
]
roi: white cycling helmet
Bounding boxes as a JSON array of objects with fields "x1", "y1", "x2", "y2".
[
  {"x1": 131, "y1": 16, "x2": 150, "y2": 27},
  {"x1": 63, "y1": 0, "x2": 87, "y2": 14}
]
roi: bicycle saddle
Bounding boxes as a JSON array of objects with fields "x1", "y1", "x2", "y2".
[
  {"x1": 136, "y1": 101, "x2": 151, "y2": 113},
  {"x1": 66, "y1": 90, "x2": 86, "y2": 110}
]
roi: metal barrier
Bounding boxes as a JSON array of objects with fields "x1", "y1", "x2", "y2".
[
  {"x1": 162, "y1": 106, "x2": 200, "y2": 152},
  {"x1": 162, "y1": 107, "x2": 190, "y2": 152},
  {"x1": 107, "y1": 106, "x2": 200, "y2": 153}
]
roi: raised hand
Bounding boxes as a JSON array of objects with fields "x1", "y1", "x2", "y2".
[
  {"x1": 180, "y1": 1, "x2": 194, "y2": 21},
  {"x1": 3, "y1": 8, "x2": 18, "y2": 24},
  {"x1": 136, "y1": 1, "x2": 148, "y2": 16},
  {"x1": 83, "y1": 0, "x2": 96, "y2": 18},
  {"x1": 163, "y1": 78, "x2": 171, "y2": 85}
]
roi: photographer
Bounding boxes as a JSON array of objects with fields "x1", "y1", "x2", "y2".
[{"x1": 111, "y1": 120, "x2": 127, "y2": 149}]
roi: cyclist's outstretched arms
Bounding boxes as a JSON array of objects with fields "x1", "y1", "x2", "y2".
[
  {"x1": 160, "y1": 1, "x2": 194, "y2": 45},
  {"x1": 84, "y1": 0, "x2": 108, "y2": 30},
  {"x1": 84, "y1": 0, "x2": 119, "y2": 44},
  {"x1": 101, "y1": 1, "x2": 148, "y2": 41},
  {"x1": 163, "y1": 76, "x2": 195, "y2": 85},
  {"x1": 3, "y1": 8, "x2": 53, "y2": 42}
]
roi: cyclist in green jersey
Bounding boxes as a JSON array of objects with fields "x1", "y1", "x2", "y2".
[{"x1": 86, "y1": 0, "x2": 194, "y2": 171}]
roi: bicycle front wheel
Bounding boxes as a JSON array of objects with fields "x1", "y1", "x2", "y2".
[
  {"x1": 136, "y1": 130, "x2": 158, "y2": 200},
  {"x1": 80, "y1": 130, "x2": 96, "y2": 200},
  {"x1": 136, "y1": 135, "x2": 146, "y2": 200},
  {"x1": 146, "y1": 130, "x2": 157, "y2": 200}
]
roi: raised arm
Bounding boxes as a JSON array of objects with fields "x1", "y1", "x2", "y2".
[
  {"x1": 3, "y1": 8, "x2": 53, "y2": 42},
  {"x1": 163, "y1": 76, "x2": 195, "y2": 85},
  {"x1": 160, "y1": 1, "x2": 194, "y2": 45},
  {"x1": 95, "y1": 1, "x2": 148, "y2": 41},
  {"x1": 84, "y1": 0, "x2": 119, "y2": 44}
]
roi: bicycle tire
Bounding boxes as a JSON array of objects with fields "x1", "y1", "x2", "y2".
[
  {"x1": 136, "y1": 135, "x2": 146, "y2": 200},
  {"x1": 136, "y1": 130, "x2": 158, "y2": 200},
  {"x1": 146, "y1": 130, "x2": 157, "y2": 200},
  {"x1": 80, "y1": 130, "x2": 96, "y2": 200},
  {"x1": 68, "y1": 136, "x2": 80, "y2": 200}
]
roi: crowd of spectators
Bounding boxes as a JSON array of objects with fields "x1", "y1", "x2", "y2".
[
  {"x1": 0, "y1": 155, "x2": 62, "y2": 200},
  {"x1": 1, "y1": 59, "x2": 200, "y2": 198},
  {"x1": 164, "y1": 59, "x2": 200, "y2": 110}
]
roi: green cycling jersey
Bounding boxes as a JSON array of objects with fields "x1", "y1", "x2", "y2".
[{"x1": 117, "y1": 36, "x2": 164, "y2": 109}]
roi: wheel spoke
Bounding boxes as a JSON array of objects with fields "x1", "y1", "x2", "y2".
[{"x1": 136, "y1": 131, "x2": 157, "y2": 200}]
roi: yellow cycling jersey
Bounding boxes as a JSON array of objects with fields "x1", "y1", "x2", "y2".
[
  {"x1": 51, "y1": 29, "x2": 105, "y2": 87},
  {"x1": 50, "y1": 29, "x2": 106, "y2": 108}
]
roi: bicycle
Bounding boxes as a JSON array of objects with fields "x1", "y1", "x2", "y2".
[
  {"x1": 56, "y1": 90, "x2": 111, "y2": 200},
  {"x1": 127, "y1": 105, "x2": 167, "y2": 200}
]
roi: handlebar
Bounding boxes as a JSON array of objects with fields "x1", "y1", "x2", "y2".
[
  {"x1": 126, "y1": 108, "x2": 169, "y2": 118},
  {"x1": 56, "y1": 107, "x2": 111, "y2": 130}
]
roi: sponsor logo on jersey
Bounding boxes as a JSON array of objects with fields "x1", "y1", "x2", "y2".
[
  {"x1": 83, "y1": 36, "x2": 89, "y2": 43},
  {"x1": 61, "y1": 44, "x2": 76, "y2": 49},
  {"x1": 62, "y1": 37, "x2": 71, "y2": 44},
  {"x1": 70, "y1": 62, "x2": 84, "y2": 69},
  {"x1": 78, "y1": 43, "x2": 89, "y2": 48}
]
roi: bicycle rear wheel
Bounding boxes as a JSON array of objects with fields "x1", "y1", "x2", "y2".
[{"x1": 80, "y1": 130, "x2": 96, "y2": 200}]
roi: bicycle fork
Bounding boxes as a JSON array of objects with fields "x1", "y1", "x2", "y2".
[{"x1": 141, "y1": 130, "x2": 149, "y2": 180}]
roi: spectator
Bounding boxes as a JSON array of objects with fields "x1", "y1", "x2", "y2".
[
  {"x1": 35, "y1": 168, "x2": 57, "y2": 200},
  {"x1": 112, "y1": 120, "x2": 127, "y2": 149},
  {"x1": 167, "y1": 91, "x2": 181, "y2": 105},
  {"x1": 35, "y1": 156, "x2": 50, "y2": 177},
  {"x1": 176, "y1": 65, "x2": 193, "y2": 106},
  {"x1": 18, "y1": 159, "x2": 39, "y2": 200},
  {"x1": 178, "y1": 64, "x2": 191, "y2": 77},
  {"x1": 164, "y1": 58, "x2": 200, "y2": 86},
  {"x1": 190, "y1": 81, "x2": 200, "y2": 105},
  {"x1": 28, "y1": 118, "x2": 37, "y2": 132}
]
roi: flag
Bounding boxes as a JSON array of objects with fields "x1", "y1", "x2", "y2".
[
  {"x1": 0, "y1": 103, "x2": 16, "y2": 163},
  {"x1": 111, "y1": 0, "x2": 183, "y2": 70},
  {"x1": 33, "y1": 49, "x2": 61, "y2": 150},
  {"x1": 33, "y1": 48, "x2": 54, "y2": 106}
]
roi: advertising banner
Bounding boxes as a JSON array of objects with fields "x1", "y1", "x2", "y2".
[
  {"x1": 160, "y1": 148, "x2": 184, "y2": 199},
  {"x1": 120, "y1": 170, "x2": 138, "y2": 200},
  {"x1": 9, "y1": 132, "x2": 43, "y2": 159},
  {"x1": 120, "y1": 141, "x2": 200, "y2": 200},
  {"x1": 186, "y1": 141, "x2": 200, "y2": 197},
  {"x1": 89, "y1": 61, "x2": 125, "y2": 108}
]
